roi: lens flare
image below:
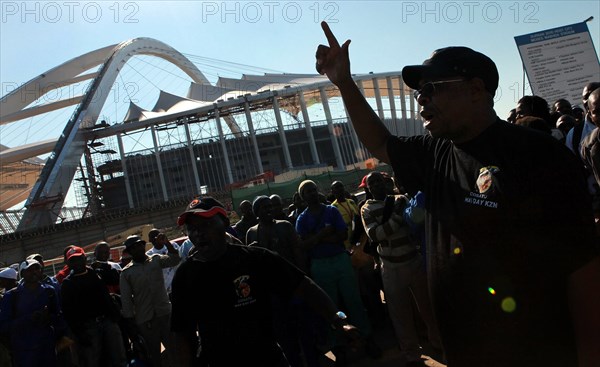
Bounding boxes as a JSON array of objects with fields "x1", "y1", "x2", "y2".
[{"x1": 501, "y1": 297, "x2": 516, "y2": 313}]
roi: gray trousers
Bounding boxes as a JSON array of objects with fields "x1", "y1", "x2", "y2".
[{"x1": 381, "y1": 254, "x2": 442, "y2": 362}]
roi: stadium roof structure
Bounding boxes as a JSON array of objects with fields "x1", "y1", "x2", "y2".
[{"x1": 0, "y1": 37, "x2": 421, "y2": 234}]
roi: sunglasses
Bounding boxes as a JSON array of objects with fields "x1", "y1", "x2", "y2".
[
  {"x1": 183, "y1": 216, "x2": 221, "y2": 236},
  {"x1": 413, "y1": 79, "x2": 465, "y2": 100}
]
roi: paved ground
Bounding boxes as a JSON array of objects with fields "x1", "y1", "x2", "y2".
[
  {"x1": 159, "y1": 308, "x2": 447, "y2": 367},
  {"x1": 318, "y1": 320, "x2": 447, "y2": 367}
]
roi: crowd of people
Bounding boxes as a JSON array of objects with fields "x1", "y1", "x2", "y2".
[{"x1": 0, "y1": 21, "x2": 599, "y2": 367}]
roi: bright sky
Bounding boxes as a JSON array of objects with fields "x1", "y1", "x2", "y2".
[{"x1": 1, "y1": 0, "x2": 599, "y2": 149}]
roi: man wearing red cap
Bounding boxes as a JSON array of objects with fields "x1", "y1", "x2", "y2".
[
  {"x1": 315, "y1": 22, "x2": 600, "y2": 367},
  {"x1": 60, "y1": 246, "x2": 127, "y2": 367},
  {"x1": 171, "y1": 196, "x2": 361, "y2": 367}
]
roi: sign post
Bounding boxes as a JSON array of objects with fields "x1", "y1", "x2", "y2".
[{"x1": 515, "y1": 22, "x2": 600, "y2": 106}]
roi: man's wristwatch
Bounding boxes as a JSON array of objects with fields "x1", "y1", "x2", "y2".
[{"x1": 332, "y1": 311, "x2": 348, "y2": 330}]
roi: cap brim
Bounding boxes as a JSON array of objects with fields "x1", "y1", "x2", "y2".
[
  {"x1": 124, "y1": 240, "x2": 145, "y2": 251},
  {"x1": 402, "y1": 64, "x2": 456, "y2": 90},
  {"x1": 19, "y1": 263, "x2": 40, "y2": 273},
  {"x1": 0, "y1": 269, "x2": 17, "y2": 280},
  {"x1": 176, "y1": 207, "x2": 227, "y2": 226}
]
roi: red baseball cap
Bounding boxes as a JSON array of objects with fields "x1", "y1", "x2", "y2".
[
  {"x1": 66, "y1": 246, "x2": 86, "y2": 261},
  {"x1": 358, "y1": 175, "x2": 368, "y2": 189}
]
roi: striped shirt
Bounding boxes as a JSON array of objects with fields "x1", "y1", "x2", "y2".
[{"x1": 360, "y1": 195, "x2": 418, "y2": 264}]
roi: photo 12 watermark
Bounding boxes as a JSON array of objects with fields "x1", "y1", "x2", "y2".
[
  {"x1": 200, "y1": 1, "x2": 340, "y2": 23},
  {"x1": 1, "y1": 1, "x2": 140, "y2": 23},
  {"x1": 400, "y1": 1, "x2": 539, "y2": 24},
  {"x1": 2, "y1": 81, "x2": 141, "y2": 105}
]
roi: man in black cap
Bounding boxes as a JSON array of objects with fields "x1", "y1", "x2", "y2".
[
  {"x1": 120, "y1": 234, "x2": 180, "y2": 367},
  {"x1": 315, "y1": 22, "x2": 599, "y2": 367},
  {"x1": 171, "y1": 196, "x2": 361, "y2": 367}
]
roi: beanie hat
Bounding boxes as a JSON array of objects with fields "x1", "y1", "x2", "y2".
[{"x1": 298, "y1": 180, "x2": 317, "y2": 200}]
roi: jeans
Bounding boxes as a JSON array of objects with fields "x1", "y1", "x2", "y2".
[
  {"x1": 137, "y1": 313, "x2": 173, "y2": 367},
  {"x1": 77, "y1": 316, "x2": 127, "y2": 367}
]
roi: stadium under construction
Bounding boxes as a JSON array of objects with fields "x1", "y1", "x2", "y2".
[{"x1": 0, "y1": 37, "x2": 424, "y2": 263}]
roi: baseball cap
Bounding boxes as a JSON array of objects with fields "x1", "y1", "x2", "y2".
[
  {"x1": 26, "y1": 253, "x2": 44, "y2": 267},
  {"x1": 66, "y1": 246, "x2": 86, "y2": 261},
  {"x1": 176, "y1": 197, "x2": 227, "y2": 226},
  {"x1": 0, "y1": 267, "x2": 18, "y2": 280},
  {"x1": 26, "y1": 253, "x2": 43, "y2": 261},
  {"x1": 358, "y1": 175, "x2": 368, "y2": 189},
  {"x1": 402, "y1": 46, "x2": 499, "y2": 95},
  {"x1": 123, "y1": 235, "x2": 145, "y2": 253},
  {"x1": 19, "y1": 259, "x2": 41, "y2": 274}
]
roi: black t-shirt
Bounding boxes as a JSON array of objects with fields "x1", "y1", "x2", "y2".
[
  {"x1": 60, "y1": 268, "x2": 120, "y2": 333},
  {"x1": 170, "y1": 244, "x2": 305, "y2": 366},
  {"x1": 92, "y1": 262, "x2": 120, "y2": 289},
  {"x1": 387, "y1": 120, "x2": 598, "y2": 367}
]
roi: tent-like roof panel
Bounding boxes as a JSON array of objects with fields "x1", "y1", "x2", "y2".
[
  {"x1": 123, "y1": 101, "x2": 149, "y2": 123},
  {"x1": 188, "y1": 83, "x2": 234, "y2": 102},
  {"x1": 152, "y1": 90, "x2": 204, "y2": 112}
]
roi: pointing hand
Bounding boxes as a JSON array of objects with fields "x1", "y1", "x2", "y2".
[{"x1": 315, "y1": 21, "x2": 352, "y2": 87}]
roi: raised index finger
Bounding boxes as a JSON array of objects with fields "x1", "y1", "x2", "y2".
[{"x1": 321, "y1": 21, "x2": 340, "y2": 48}]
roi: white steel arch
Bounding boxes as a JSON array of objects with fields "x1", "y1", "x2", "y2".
[
  {"x1": 0, "y1": 44, "x2": 116, "y2": 125},
  {"x1": 13, "y1": 38, "x2": 213, "y2": 230}
]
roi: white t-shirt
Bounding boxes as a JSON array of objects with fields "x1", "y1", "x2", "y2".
[{"x1": 146, "y1": 242, "x2": 180, "y2": 294}]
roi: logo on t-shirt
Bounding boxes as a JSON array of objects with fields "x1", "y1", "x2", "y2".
[
  {"x1": 464, "y1": 166, "x2": 500, "y2": 209},
  {"x1": 233, "y1": 275, "x2": 256, "y2": 307},
  {"x1": 476, "y1": 166, "x2": 499, "y2": 194}
]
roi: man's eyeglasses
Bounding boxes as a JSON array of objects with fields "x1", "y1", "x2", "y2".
[{"x1": 413, "y1": 79, "x2": 465, "y2": 100}]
